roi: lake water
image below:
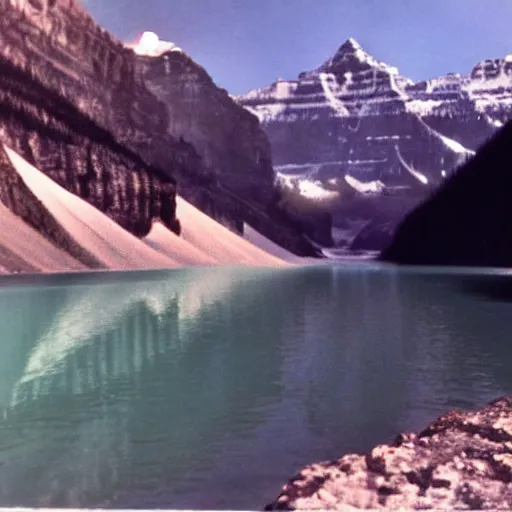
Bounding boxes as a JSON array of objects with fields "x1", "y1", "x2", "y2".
[{"x1": 0, "y1": 263, "x2": 511, "y2": 510}]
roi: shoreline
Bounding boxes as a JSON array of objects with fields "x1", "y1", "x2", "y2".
[
  {"x1": 4, "y1": 255, "x2": 512, "y2": 287},
  {"x1": 265, "y1": 397, "x2": 512, "y2": 510},
  {"x1": 0, "y1": 262, "x2": 307, "y2": 289}
]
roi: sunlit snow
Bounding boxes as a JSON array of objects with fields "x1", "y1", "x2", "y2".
[
  {"x1": 130, "y1": 31, "x2": 183, "y2": 57},
  {"x1": 416, "y1": 116, "x2": 475, "y2": 156},
  {"x1": 319, "y1": 72, "x2": 350, "y2": 116},
  {"x1": 276, "y1": 172, "x2": 339, "y2": 200},
  {"x1": 298, "y1": 180, "x2": 339, "y2": 200},
  {"x1": 395, "y1": 145, "x2": 429, "y2": 185},
  {"x1": 489, "y1": 117, "x2": 504, "y2": 128},
  {"x1": 344, "y1": 174, "x2": 385, "y2": 194}
]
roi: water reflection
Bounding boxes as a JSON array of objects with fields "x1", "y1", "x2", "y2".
[
  {"x1": 12, "y1": 268, "x2": 246, "y2": 402},
  {"x1": 0, "y1": 267, "x2": 294, "y2": 507},
  {"x1": 0, "y1": 265, "x2": 510, "y2": 509}
]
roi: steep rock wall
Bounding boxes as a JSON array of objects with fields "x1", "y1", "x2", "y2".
[
  {"x1": 0, "y1": 0, "x2": 323, "y2": 256},
  {"x1": 0, "y1": 52, "x2": 181, "y2": 238}
]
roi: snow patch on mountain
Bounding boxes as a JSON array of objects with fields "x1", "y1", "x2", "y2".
[
  {"x1": 319, "y1": 72, "x2": 350, "y2": 116},
  {"x1": 344, "y1": 175, "x2": 385, "y2": 194},
  {"x1": 389, "y1": 73, "x2": 410, "y2": 101},
  {"x1": 277, "y1": 172, "x2": 339, "y2": 201},
  {"x1": 299, "y1": 181, "x2": 340, "y2": 200},
  {"x1": 406, "y1": 99, "x2": 447, "y2": 116},
  {"x1": 415, "y1": 115, "x2": 475, "y2": 156},
  {"x1": 394, "y1": 145, "x2": 430, "y2": 185},
  {"x1": 488, "y1": 116, "x2": 504, "y2": 128},
  {"x1": 127, "y1": 31, "x2": 183, "y2": 57},
  {"x1": 245, "y1": 103, "x2": 287, "y2": 122}
]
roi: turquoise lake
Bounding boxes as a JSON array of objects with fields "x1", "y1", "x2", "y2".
[{"x1": 0, "y1": 263, "x2": 511, "y2": 509}]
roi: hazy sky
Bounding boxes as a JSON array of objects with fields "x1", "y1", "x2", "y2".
[{"x1": 83, "y1": 0, "x2": 512, "y2": 95}]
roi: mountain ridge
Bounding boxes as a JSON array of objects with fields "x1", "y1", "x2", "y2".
[
  {"x1": 0, "y1": 0, "x2": 324, "y2": 259},
  {"x1": 236, "y1": 37, "x2": 512, "y2": 251}
]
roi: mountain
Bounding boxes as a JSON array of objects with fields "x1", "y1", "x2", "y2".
[
  {"x1": 0, "y1": 0, "x2": 321, "y2": 265},
  {"x1": 379, "y1": 120, "x2": 512, "y2": 268},
  {"x1": 236, "y1": 38, "x2": 512, "y2": 250},
  {"x1": 0, "y1": 141, "x2": 288, "y2": 273},
  {"x1": 129, "y1": 32, "x2": 332, "y2": 249}
]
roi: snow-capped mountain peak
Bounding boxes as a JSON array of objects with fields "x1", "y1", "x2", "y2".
[
  {"x1": 236, "y1": 36, "x2": 501, "y2": 211},
  {"x1": 318, "y1": 37, "x2": 403, "y2": 78},
  {"x1": 127, "y1": 31, "x2": 183, "y2": 57},
  {"x1": 339, "y1": 37, "x2": 364, "y2": 53}
]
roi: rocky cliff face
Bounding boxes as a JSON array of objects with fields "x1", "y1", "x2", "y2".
[
  {"x1": 1, "y1": 1, "x2": 183, "y2": 149},
  {"x1": 133, "y1": 49, "x2": 330, "y2": 251},
  {"x1": 0, "y1": 0, "x2": 321, "y2": 257},
  {"x1": 237, "y1": 39, "x2": 512, "y2": 250},
  {"x1": 135, "y1": 50, "x2": 275, "y2": 208},
  {"x1": 266, "y1": 397, "x2": 512, "y2": 510},
  {"x1": 380, "y1": 120, "x2": 512, "y2": 268},
  {"x1": 0, "y1": 51, "x2": 181, "y2": 240},
  {"x1": 0, "y1": 0, "x2": 195, "y2": 239}
]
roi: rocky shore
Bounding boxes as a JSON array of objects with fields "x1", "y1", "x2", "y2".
[{"x1": 265, "y1": 397, "x2": 512, "y2": 510}]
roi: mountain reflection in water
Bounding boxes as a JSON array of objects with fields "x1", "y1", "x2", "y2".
[{"x1": 0, "y1": 264, "x2": 511, "y2": 510}]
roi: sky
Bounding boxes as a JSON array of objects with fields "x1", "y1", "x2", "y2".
[{"x1": 83, "y1": 0, "x2": 512, "y2": 95}]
